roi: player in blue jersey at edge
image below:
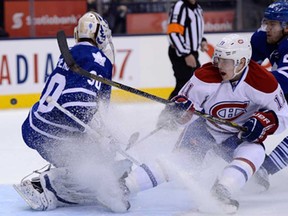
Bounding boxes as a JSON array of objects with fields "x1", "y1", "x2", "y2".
[
  {"x1": 250, "y1": 0, "x2": 288, "y2": 189},
  {"x1": 13, "y1": 12, "x2": 131, "y2": 213}
]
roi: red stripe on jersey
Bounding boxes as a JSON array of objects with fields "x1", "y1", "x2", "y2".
[
  {"x1": 194, "y1": 63, "x2": 222, "y2": 83},
  {"x1": 245, "y1": 60, "x2": 278, "y2": 93}
]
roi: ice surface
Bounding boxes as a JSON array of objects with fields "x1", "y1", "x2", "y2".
[{"x1": 1, "y1": 103, "x2": 288, "y2": 216}]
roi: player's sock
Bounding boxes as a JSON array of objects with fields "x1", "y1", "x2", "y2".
[{"x1": 263, "y1": 137, "x2": 288, "y2": 175}]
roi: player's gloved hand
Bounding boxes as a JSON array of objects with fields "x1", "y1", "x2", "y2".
[
  {"x1": 239, "y1": 110, "x2": 278, "y2": 143},
  {"x1": 168, "y1": 95, "x2": 195, "y2": 125}
]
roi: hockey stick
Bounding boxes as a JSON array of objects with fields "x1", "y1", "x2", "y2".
[
  {"x1": 125, "y1": 125, "x2": 166, "y2": 151},
  {"x1": 56, "y1": 30, "x2": 246, "y2": 132},
  {"x1": 125, "y1": 132, "x2": 140, "y2": 151},
  {"x1": 46, "y1": 96, "x2": 159, "y2": 187}
]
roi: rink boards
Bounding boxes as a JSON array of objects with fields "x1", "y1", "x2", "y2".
[{"x1": 0, "y1": 33, "x2": 259, "y2": 109}]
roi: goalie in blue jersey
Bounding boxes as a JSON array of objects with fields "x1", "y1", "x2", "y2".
[
  {"x1": 14, "y1": 12, "x2": 131, "y2": 213},
  {"x1": 22, "y1": 13, "x2": 114, "y2": 167}
]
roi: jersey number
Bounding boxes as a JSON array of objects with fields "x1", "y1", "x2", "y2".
[
  {"x1": 274, "y1": 91, "x2": 286, "y2": 110},
  {"x1": 38, "y1": 73, "x2": 66, "y2": 113},
  {"x1": 88, "y1": 70, "x2": 102, "y2": 90}
]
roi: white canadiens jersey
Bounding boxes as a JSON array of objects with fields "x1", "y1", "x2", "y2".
[{"x1": 179, "y1": 61, "x2": 288, "y2": 135}]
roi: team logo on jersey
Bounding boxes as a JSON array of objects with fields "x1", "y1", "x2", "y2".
[
  {"x1": 93, "y1": 52, "x2": 106, "y2": 66},
  {"x1": 210, "y1": 101, "x2": 249, "y2": 121}
]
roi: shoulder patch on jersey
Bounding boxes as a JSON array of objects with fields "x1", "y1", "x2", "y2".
[
  {"x1": 92, "y1": 52, "x2": 106, "y2": 67},
  {"x1": 245, "y1": 60, "x2": 278, "y2": 93},
  {"x1": 195, "y1": 63, "x2": 222, "y2": 83}
]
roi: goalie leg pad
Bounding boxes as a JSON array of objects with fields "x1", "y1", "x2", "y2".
[
  {"x1": 40, "y1": 173, "x2": 78, "y2": 206},
  {"x1": 125, "y1": 161, "x2": 169, "y2": 194},
  {"x1": 40, "y1": 166, "x2": 130, "y2": 213}
]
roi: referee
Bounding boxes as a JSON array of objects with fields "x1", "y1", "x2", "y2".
[{"x1": 167, "y1": 0, "x2": 207, "y2": 99}]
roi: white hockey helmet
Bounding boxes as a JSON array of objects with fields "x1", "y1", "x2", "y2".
[
  {"x1": 213, "y1": 34, "x2": 252, "y2": 77},
  {"x1": 74, "y1": 11, "x2": 110, "y2": 48}
]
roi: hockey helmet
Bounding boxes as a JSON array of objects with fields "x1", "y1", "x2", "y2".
[
  {"x1": 264, "y1": 0, "x2": 288, "y2": 24},
  {"x1": 74, "y1": 12, "x2": 110, "y2": 48},
  {"x1": 213, "y1": 34, "x2": 252, "y2": 78}
]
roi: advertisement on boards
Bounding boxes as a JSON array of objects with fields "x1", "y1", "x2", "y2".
[
  {"x1": 126, "y1": 13, "x2": 168, "y2": 34},
  {"x1": 0, "y1": 36, "x2": 146, "y2": 108},
  {"x1": 1, "y1": 33, "x2": 264, "y2": 109},
  {"x1": 4, "y1": 0, "x2": 86, "y2": 37},
  {"x1": 126, "y1": 10, "x2": 236, "y2": 34},
  {"x1": 204, "y1": 10, "x2": 235, "y2": 32}
]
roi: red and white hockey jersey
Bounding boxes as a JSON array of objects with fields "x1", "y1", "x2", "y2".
[{"x1": 179, "y1": 61, "x2": 288, "y2": 136}]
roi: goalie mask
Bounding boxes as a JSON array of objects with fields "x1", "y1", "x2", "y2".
[
  {"x1": 74, "y1": 12, "x2": 115, "y2": 64},
  {"x1": 212, "y1": 34, "x2": 252, "y2": 80},
  {"x1": 74, "y1": 12, "x2": 99, "y2": 45}
]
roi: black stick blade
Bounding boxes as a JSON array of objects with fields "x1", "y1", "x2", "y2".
[{"x1": 56, "y1": 30, "x2": 78, "y2": 69}]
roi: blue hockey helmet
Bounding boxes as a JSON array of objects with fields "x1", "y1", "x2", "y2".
[{"x1": 264, "y1": 0, "x2": 288, "y2": 23}]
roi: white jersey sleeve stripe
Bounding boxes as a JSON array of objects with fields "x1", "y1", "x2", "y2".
[
  {"x1": 62, "y1": 101, "x2": 97, "y2": 108},
  {"x1": 34, "y1": 112, "x2": 79, "y2": 132},
  {"x1": 29, "y1": 112, "x2": 68, "y2": 140},
  {"x1": 62, "y1": 88, "x2": 96, "y2": 97}
]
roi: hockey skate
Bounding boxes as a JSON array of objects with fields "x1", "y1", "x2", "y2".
[
  {"x1": 13, "y1": 164, "x2": 59, "y2": 211},
  {"x1": 210, "y1": 181, "x2": 239, "y2": 214},
  {"x1": 253, "y1": 166, "x2": 270, "y2": 191},
  {"x1": 13, "y1": 177, "x2": 58, "y2": 211},
  {"x1": 116, "y1": 159, "x2": 133, "y2": 211},
  {"x1": 118, "y1": 175, "x2": 131, "y2": 210}
]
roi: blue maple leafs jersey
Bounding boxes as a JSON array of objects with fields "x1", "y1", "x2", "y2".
[
  {"x1": 251, "y1": 29, "x2": 288, "y2": 94},
  {"x1": 22, "y1": 42, "x2": 112, "y2": 150}
]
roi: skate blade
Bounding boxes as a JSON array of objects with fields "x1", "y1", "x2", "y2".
[{"x1": 13, "y1": 184, "x2": 45, "y2": 211}]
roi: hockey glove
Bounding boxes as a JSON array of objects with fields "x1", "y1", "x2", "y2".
[
  {"x1": 239, "y1": 110, "x2": 278, "y2": 144},
  {"x1": 168, "y1": 95, "x2": 195, "y2": 125}
]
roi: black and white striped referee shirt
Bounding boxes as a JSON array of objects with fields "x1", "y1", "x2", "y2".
[{"x1": 167, "y1": 0, "x2": 205, "y2": 56}]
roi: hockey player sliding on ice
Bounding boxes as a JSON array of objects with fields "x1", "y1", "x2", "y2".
[
  {"x1": 123, "y1": 34, "x2": 288, "y2": 213},
  {"x1": 249, "y1": 0, "x2": 288, "y2": 189},
  {"x1": 14, "y1": 12, "x2": 131, "y2": 212}
]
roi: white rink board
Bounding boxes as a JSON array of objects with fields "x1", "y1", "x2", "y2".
[{"x1": 0, "y1": 32, "x2": 254, "y2": 96}]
